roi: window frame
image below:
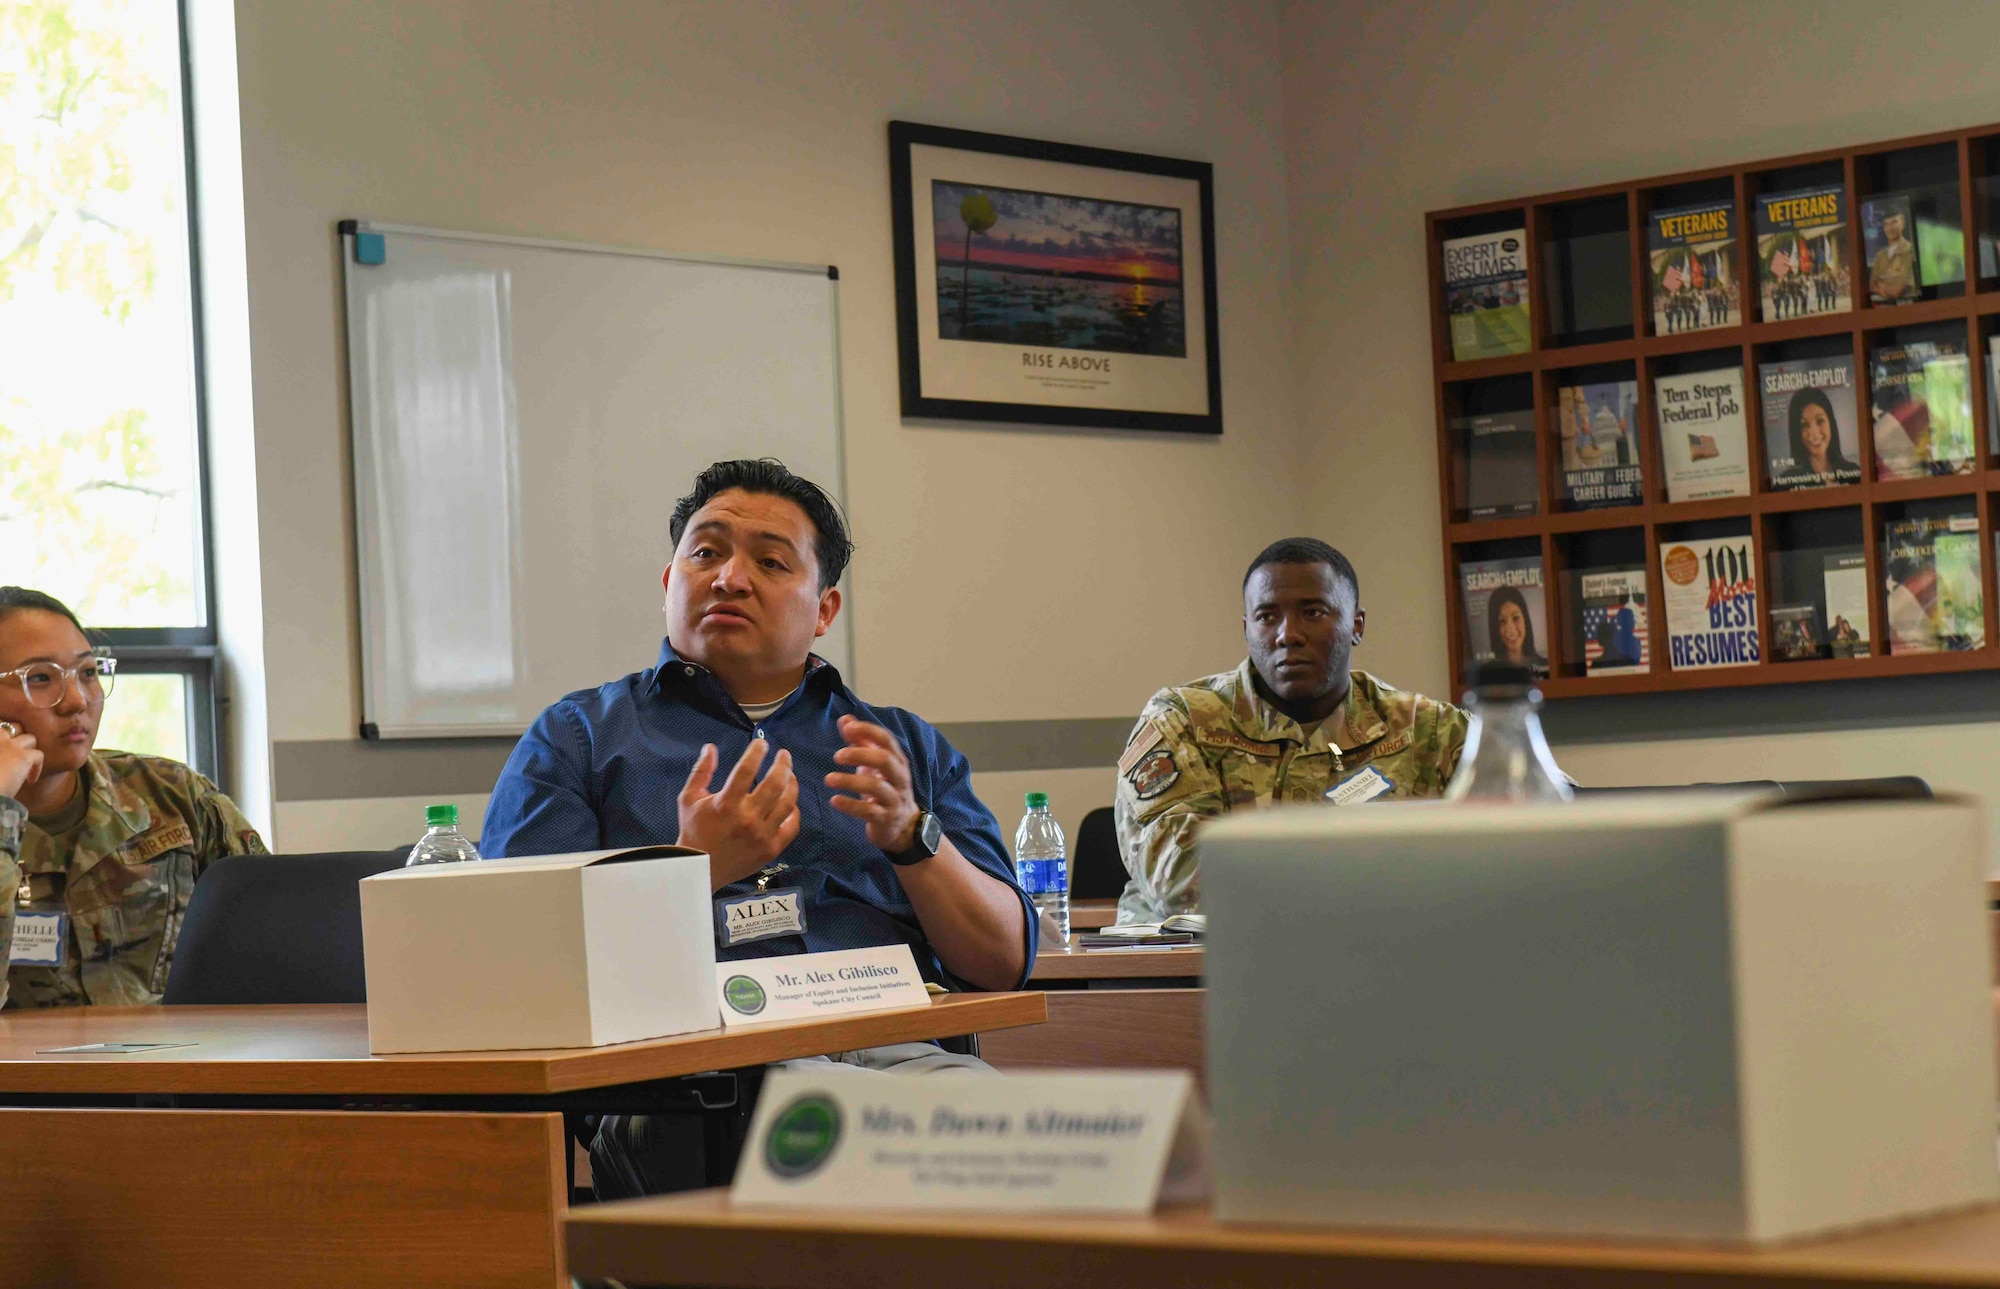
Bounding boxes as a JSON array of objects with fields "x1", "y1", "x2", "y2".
[{"x1": 89, "y1": 2, "x2": 224, "y2": 789}]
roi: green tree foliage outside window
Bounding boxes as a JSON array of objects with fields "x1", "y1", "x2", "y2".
[{"x1": 1, "y1": 0, "x2": 204, "y2": 761}]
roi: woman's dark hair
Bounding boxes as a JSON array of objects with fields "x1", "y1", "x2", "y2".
[
  {"x1": 1787, "y1": 387, "x2": 1853, "y2": 474},
  {"x1": 668, "y1": 459, "x2": 854, "y2": 590},
  {"x1": 1487, "y1": 584, "x2": 1539, "y2": 663},
  {"x1": 0, "y1": 587, "x2": 89, "y2": 638}
]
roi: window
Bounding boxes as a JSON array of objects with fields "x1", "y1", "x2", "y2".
[{"x1": 0, "y1": 1, "x2": 217, "y2": 777}]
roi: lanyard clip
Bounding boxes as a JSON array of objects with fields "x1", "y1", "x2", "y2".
[{"x1": 754, "y1": 863, "x2": 789, "y2": 893}]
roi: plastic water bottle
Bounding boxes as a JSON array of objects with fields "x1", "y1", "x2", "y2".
[
  {"x1": 1444, "y1": 663, "x2": 1573, "y2": 803},
  {"x1": 405, "y1": 803, "x2": 482, "y2": 866},
  {"x1": 1014, "y1": 791, "x2": 1069, "y2": 946}
]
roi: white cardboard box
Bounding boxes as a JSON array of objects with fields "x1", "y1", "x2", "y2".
[
  {"x1": 1203, "y1": 791, "x2": 1999, "y2": 1243},
  {"x1": 359, "y1": 846, "x2": 717, "y2": 1053}
]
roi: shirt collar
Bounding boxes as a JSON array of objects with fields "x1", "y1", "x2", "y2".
[
  {"x1": 647, "y1": 638, "x2": 847, "y2": 701},
  {"x1": 1227, "y1": 660, "x2": 1389, "y2": 751}
]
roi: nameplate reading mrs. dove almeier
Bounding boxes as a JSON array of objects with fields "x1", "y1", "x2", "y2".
[
  {"x1": 715, "y1": 944, "x2": 930, "y2": 1028},
  {"x1": 733, "y1": 1068, "x2": 1199, "y2": 1213}
]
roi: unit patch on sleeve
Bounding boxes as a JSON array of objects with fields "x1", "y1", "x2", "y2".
[
  {"x1": 1127, "y1": 747, "x2": 1182, "y2": 801},
  {"x1": 1118, "y1": 722, "x2": 1166, "y2": 778}
]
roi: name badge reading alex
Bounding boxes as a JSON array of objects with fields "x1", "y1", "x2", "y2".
[
  {"x1": 1325, "y1": 765, "x2": 1394, "y2": 805},
  {"x1": 720, "y1": 890, "x2": 807, "y2": 947},
  {"x1": 10, "y1": 911, "x2": 66, "y2": 966}
]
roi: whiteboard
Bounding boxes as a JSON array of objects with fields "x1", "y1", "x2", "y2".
[{"x1": 340, "y1": 221, "x2": 849, "y2": 738}]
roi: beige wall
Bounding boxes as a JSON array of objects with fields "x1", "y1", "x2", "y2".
[
  {"x1": 233, "y1": 0, "x2": 2000, "y2": 852},
  {"x1": 231, "y1": 0, "x2": 1296, "y2": 846},
  {"x1": 1282, "y1": 0, "x2": 2000, "y2": 840}
]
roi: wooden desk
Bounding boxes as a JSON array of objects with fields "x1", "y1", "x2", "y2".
[
  {"x1": 566, "y1": 1190, "x2": 2000, "y2": 1289},
  {"x1": 0, "y1": 995, "x2": 1044, "y2": 1289},
  {"x1": 0, "y1": 994, "x2": 1040, "y2": 1095},
  {"x1": 1028, "y1": 941, "x2": 1203, "y2": 983},
  {"x1": 982, "y1": 987, "x2": 1203, "y2": 1089}
]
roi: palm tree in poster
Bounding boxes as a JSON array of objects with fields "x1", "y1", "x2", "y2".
[{"x1": 958, "y1": 192, "x2": 996, "y2": 330}]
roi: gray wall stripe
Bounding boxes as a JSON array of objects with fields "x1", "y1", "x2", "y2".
[{"x1": 272, "y1": 716, "x2": 1137, "y2": 802}]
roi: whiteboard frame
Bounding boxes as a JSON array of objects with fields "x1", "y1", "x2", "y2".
[{"x1": 339, "y1": 220, "x2": 851, "y2": 740}]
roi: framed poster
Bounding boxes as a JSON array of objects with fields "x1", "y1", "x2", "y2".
[{"x1": 889, "y1": 120, "x2": 1221, "y2": 435}]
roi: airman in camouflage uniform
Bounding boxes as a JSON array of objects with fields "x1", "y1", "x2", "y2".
[
  {"x1": 4, "y1": 750, "x2": 266, "y2": 1009},
  {"x1": 1114, "y1": 538, "x2": 1469, "y2": 924}
]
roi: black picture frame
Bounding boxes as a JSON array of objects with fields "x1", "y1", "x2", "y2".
[{"x1": 889, "y1": 120, "x2": 1222, "y2": 435}]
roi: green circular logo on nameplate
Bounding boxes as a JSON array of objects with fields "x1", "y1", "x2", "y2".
[
  {"x1": 764, "y1": 1093, "x2": 842, "y2": 1179},
  {"x1": 723, "y1": 974, "x2": 767, "y2": 1015}
]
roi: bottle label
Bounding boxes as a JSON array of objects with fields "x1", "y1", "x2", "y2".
[
  {"x1": 1016, "y1": 857, "x2": 1067, "y2": 896},
  {"x1": 1325, "y1": 765, "x2": 1394, "y2": 805}
]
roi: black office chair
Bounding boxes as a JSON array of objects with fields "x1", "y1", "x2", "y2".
[
  {"x1": 161, "y1": 849, "x2": 407, "y2": 1005},
  {"x1": 1071, "y1": 805, "x2": 1126, "y2": 900}
]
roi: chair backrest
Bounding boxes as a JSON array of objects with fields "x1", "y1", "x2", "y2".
[
  {"x1": 1071, "y1": 805, "x2": 1126, "y2": 900},
  {"x1": 161, "y1": 849, "x2": 408, "y2": 1005}
]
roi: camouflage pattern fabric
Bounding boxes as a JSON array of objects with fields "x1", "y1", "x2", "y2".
[
  {"x1": 1113, "y1": 663, "x2": 1468, "y2": 923},
  {"x1": 5, "y1": 751, "x2": 266, "y2": 1009}
]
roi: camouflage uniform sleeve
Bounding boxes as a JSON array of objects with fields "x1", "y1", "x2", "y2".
[
  {"x1": 188, "y1": 778, "x2": 270, "y2": 872},
  {"x1": 1430, "y1": 695, "x2": 1471, "y2": 790},
  {"x1": 0, "y1": 797, "x2": 19, "y2": 1006},
  {"x1": 1112, "y1": 698, "x2": 1225, "y2": 920}
]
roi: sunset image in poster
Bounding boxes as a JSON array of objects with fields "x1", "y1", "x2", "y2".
[{"x1": 931, "y1": 179, "x2": 1186, "y2": 357}]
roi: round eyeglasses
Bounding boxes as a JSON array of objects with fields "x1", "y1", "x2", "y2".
[{"x1": 1, "y1": 656, "x2": 117, "y2": 709}]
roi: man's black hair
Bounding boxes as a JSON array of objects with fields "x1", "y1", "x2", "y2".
[
  {"x1": 0, "y1": 587, "x2": 90, "y2": 638},
  {"x1": 1242, "y1": 537, "x2": 1359, "y2": 601},
  {"x1": 668, "y1": 459, "x2": 854, "y2": 590}
]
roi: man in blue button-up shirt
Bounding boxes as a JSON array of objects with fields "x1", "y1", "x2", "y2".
[{"x1": 483, "y1": 459, "x2": 1037, "y2": 994}]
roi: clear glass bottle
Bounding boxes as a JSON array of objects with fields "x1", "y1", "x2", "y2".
[
  {"x1": 1444, "y1": 663, "x2": 1573, "y2": 803},
  {"x1": 405, "y1": 803, "x2": 483, "y2": 866},
  {"x1": 1013, "y1": 791, "x2": 1070, "y2": 946}
]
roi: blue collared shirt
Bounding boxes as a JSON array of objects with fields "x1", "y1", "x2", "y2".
[{"x1": 481, "y1": 641, "x2": 1038, "y2": 989}]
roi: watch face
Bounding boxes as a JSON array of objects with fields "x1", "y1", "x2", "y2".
[{"x1": 918, "y1": 812, "x2": 943, "y2": 853}]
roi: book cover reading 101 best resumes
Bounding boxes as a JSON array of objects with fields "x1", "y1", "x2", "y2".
[
  {"x1": 1441, "y1": 229, "x2": 1531, "y2": 362},
  {"x1": 1663, "y1": 532, "x2": 1760, "y2": 671}
]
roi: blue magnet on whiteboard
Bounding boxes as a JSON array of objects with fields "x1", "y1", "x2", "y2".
[{"x1": 354, "y1": 232, "x2": 386, "y2": 265}]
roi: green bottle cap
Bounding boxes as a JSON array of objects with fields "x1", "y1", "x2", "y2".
[
  {"x1": 426, "y1": 803, "x2": 458, "y2": 828},
  {"x1": 1024, "y1": 792, "x2": 1048, "y2": 809}
]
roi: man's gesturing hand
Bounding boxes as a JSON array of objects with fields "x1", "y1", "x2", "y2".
[
  {"x1": 826, "y1": 716, "x2": 921, "y2": 852},
  {"x1": 678, "y1": 739, "x2": 799, "y2": 889}
]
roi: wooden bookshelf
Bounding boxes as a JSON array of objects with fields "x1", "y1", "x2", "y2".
[{"x1": 1428, "y1": 121, "x2": 2000, "y2": 698}]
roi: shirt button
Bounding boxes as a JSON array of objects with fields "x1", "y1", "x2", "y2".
[
  {"x1": 754, "y1": 728, "x2": 766, "y2": 740},
  {"x1": 684, "y1": 666, "x2": 695, "y2": 677}
]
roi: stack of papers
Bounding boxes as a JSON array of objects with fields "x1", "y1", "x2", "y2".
[{"x1": 1075, "y1": 913, "x2": 1205, "y2": 951}]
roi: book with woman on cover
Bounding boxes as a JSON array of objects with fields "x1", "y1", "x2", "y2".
[
  {"x1": 1557, "y1": 380, "x2": 1641, "y2": 509},
  {"x1": 1759, "y1": 355, "x2": 1861, "y2": 490},
  {"x1": 1459, "y1": 556, "x2": 1549, "y2": 679},
  {"x1": 1755, "y1": 185, "x2": 1850, "y2": 321},
  {"x1": 1650, "y1": 201, "x2": 1740, "y2": 334}
]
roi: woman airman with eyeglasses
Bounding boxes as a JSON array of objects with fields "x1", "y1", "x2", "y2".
[{"x1": 0, "y1": 587, "x2": 266, "y2": 1010}]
